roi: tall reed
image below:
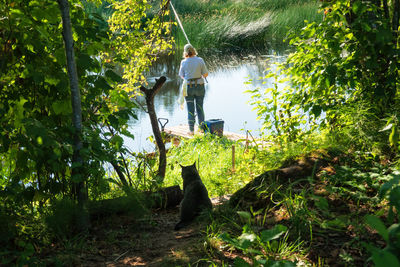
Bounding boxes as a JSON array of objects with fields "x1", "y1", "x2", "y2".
[{"x1": 171, "y1": 0, "x2": 322, "y2": 50}]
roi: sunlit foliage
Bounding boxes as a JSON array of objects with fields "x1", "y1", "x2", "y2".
[
  {"x1": 249, "y1": 0, "x2": 400, "y2": 153},
  {"x1": 108, "y1": 0, "x2": 174, "y2": 93}
]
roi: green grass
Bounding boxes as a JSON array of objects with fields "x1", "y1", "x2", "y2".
[
  {"x1": 158, "y1": 130, "x2": 399, "y2": 265},
  {"x1": 163, "y1": 134, "x2": 267, "y2": 197},
  {"x1": 171, "y1": 0, "x2": 323, "y2": 50},
  {"x1": 162, "y1": 130, "x2": 340, "y2": 198}
]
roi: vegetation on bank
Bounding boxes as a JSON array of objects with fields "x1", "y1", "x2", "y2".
[
  {"x1": 85, "y1": 0, "x2": 323, "y2": 50},
  {"x1": 171, "y1": 0, "x2": 322, "y2": 50}
]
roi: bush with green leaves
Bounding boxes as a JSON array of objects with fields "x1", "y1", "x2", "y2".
[
  {"x1": 249, "y1": 0, "x2": 400, "y2": 153},
  {"x1": 0, "y1": 1, "x2": 174, "y2": 258},
  {"x1": 364, "y1": 171, "x2": 400, "y2": 266}
]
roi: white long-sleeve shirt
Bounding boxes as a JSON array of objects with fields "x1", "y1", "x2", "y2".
[{"x1": 178, "y1": 56, "x2": 208, "y2": 84}]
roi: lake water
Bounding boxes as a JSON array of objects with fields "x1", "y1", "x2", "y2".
[{"x1": 127, "y1": 51, "x2": 286, "y2": 152}]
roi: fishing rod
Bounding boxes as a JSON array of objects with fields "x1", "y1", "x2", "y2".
[
  {"x1": 169, "y1": 1, "x2": 190, "y2": 45},
  {"x1": 169, "y1": 1, "x2": 208, "y2": 83}
]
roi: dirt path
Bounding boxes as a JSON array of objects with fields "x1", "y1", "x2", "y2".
[
  {"x1": 106, "y1": 208, "x2": 204, "y2": 266},
  {"x1": 70, "y1": 198, "x2": 229, "y2": 266}
]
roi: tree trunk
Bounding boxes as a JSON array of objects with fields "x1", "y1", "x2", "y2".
[
  {"x1": 382, "y1": 0, "x2": 389, "y2": 19},
  {"x1": 393, "y1": 0, "x2": 399, "y2": 34},
  {"x1": 140, "y1": 76, "x2": 167, "y2": 183},
  {"x1": 57, "y1": 0, "x2": 88, "y2": 231}
]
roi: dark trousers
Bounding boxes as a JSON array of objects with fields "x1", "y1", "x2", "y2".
[{"x1": 185, "y1": 84, "x2": 205, "y2": 132}]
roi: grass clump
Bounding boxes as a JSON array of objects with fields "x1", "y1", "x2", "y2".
[{"x1": 164, "y1": 134, "x2": 267, "y2": 197}]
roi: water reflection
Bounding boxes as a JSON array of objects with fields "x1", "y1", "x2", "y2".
[{"x1": 127, "y1": 51, "x2": 286, "y2": 152}]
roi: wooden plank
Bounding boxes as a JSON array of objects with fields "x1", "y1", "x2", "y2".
[
  {"x1": 163, "y1": 124, "x2": 247, "y2": 141},
  {"x1": 163, "y1": 124, "x2": 272, "y2": 149}
]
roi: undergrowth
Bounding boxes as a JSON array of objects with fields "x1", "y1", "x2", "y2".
[
  {"x1": 163, "y1": 132, "x2": 331, "y2": 197},
  {"x1": 193, "y1": 134, "x2": 400, "y2": 266},
  {"x1": 2, "y1": 130, "x2": 399, "y2": 266}
]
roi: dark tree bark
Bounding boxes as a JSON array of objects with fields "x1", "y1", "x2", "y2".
[
  {"x1": 140, "y1": 76, "x2": 167, "y2": 182},
  {"x1": 57, "y1": 0, "x2": 88, "y2": 230},
  {"x1": 146, "y1": 185, "x2": 183, "y2": 209},
  {"x1": 229, "y1": 156, "x2": 328, "y2": 209},
  {"x1": 382, "y1": 0, "x2": 389, "y2": 19},
  {"x1": 89, "y1": 185, "x2": 183, "y2": 219},
  {"x1": 393, "y1": 0, "x2": 399, "y2": 33}
]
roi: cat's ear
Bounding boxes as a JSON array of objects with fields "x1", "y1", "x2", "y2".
[
  {"x1": 191, "y1": 162, "x2": 196, "y2": 168},
  {"x1": 180, "y1": 164, "x2": 184, "y2": 168}
]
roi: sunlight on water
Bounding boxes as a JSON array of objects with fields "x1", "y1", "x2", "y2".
[{"x1": 126, "y1": 52, "x2": 286, "y2": 152}]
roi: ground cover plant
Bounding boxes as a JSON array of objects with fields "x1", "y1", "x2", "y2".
[{"x1": 203, "y1": 147, "x2": 400, "y2": 266}]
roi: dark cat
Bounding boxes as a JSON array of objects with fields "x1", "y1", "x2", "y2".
[{"x1": 175, "y1": 163, "x2": 213, "y2": 230}]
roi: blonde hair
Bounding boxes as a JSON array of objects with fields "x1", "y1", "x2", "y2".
[{"x1": 183, "y1": 44, "x2": 197, "y2": 58}]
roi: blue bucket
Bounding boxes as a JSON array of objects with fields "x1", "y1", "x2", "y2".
[{"x1": 202, "y1": 119, "x2": 224, "y2": 136}]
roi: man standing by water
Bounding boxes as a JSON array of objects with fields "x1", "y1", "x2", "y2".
[{"x1": 179, "y1": 44, "x2": 209, "y2": 135}]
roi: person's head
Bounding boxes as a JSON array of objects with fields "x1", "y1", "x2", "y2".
[{"x1": 183, "y1": 44, "x2": 197, "y2": 58}]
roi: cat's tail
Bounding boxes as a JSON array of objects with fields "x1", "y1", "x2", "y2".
[{"x1": 174, "y1": 220, "x2": 191, "y2": 231}]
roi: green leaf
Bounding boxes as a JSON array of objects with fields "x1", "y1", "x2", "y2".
[
  {"x1": 16, "y1": 150, "x2": 28, "y2": 171},
  {"x1": 380, "y1": 176, "x2": 400, "y2": 198},
  {"x1": 31, "y1": 6, "x2": 47, "y2": 21},
  {"x1": 237, "y1": 211, "x2": 251, "y2": 220},
  {"x1": 265, "y1": 260, "x2": 297, "y2": 267},
  {"x1": 220, "y1": 232, "x2": 252, "y2": 251},
  {"x1": 389, "y1": 126, "x2": 399, "y2": 147},
  {"x1": 311, "y1": 105, "x2": 322, "y2": 117},
  {"x1": 105, "y1": 70, "x2": 123, "y2": 83},
  {"x1": 76, "y1": 53, "x2": 96, "y2": 70},
  {"x1": 352, "y1": 1, "x2": 362, "y2": 14},
  {"x1": 260, "y1": 224, "x2": 287, "y2": 243},
  {"x1": 388, "y1": 224, "x2": 400, "y2": 248},
  {"x1": 94, "y1": 77, "x2": 113, "y2": 91},
  {"x1": 321, "y1": 218, "x2": 347, "y2": 229},
  {"x1": 388, "y1": 187, "x2": 400, "y2": 211},
  {"x1": 13, "y1": 98, "x2": 27, "y2": 127},
  {"x1": 314, "y1": 196, "x2": 329, "y2": 211},
  {"x1": 108, "y1": 114, "x2": 119, "y2": 128},
  {"x1": 365, "y1": 215, "x2": 389, "y2": 242},
  {"x1": 52, "y1": 100, "x2": 72, "y2": 115},
  {"x1": 371, "y1": 249, "x2": 400, "y2": 267},
  {"x1": 234, "y1": 257, "x2": 251, "y2": 267},
  {"x1": 219, "y1": 233, "x2": 240, "y2": 247},
  {"x1": 110, "y1": 135, "x2": 124, "y2": 149}
]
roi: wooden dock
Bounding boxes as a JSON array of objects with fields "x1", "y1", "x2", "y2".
[
  {"x1": 163, "y1": 124, "x2": 270, "y2": 149},
  {"x1": 163, "y1": 124, "x2": 247, "y2": 141}
]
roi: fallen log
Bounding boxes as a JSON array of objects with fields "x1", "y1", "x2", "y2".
[
  {"x1": 89, "y1": 186, "x2": 183, "y2": 219},
  {"x1": 229, "y1": 155, "x2": 329, "y2": 209},
  {"x1": 147, "y1": 185, "x2": 183, "y2": 209}
]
